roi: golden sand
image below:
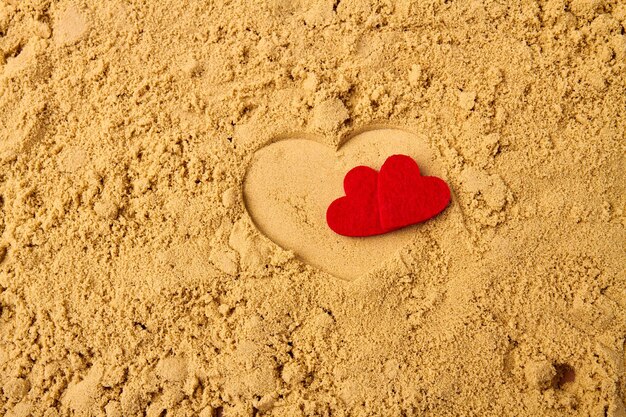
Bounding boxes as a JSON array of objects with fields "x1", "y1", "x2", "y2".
[{"x1": 0, "y1": 0, "x2": 625, "y2": 415}]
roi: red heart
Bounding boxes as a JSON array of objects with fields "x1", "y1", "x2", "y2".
[
  {"x1": 326, "y1": 166, "x2": 385, "y2": 237},
  {"x1": 326, "y1": 155, "x2": 450, "y2": 237},
  {"x1": 378, "y1": 155, "x2": 450, "y2": 231}
]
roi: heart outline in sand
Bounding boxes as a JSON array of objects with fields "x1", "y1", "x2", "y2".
[{"x1": 242, "y1": 127, "x2": 452, "y2": 281}]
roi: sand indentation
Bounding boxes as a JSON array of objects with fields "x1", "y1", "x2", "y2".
[{"x1": 243, "y1": 128, "x2": 450, "y2": 280}]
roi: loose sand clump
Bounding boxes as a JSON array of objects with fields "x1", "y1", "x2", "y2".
[{"x1": 0, "y1": 1, "x2": 625, "y2": 416}]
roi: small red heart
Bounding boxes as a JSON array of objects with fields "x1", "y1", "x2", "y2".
[
  {"x1": 326, "y1": 155, "x2": 450, "y2": 237},
  {"x1": 326, "y1": 166, "x2": 385, "y2": 237}
]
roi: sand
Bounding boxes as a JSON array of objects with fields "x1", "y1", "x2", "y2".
[{"x1": 0, "y1": 0, "x2": 625, "y2": 416}]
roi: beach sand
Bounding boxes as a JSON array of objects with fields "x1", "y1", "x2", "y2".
[{"x1": 0, "y1": 0, "x2": 625, "y2": 415}]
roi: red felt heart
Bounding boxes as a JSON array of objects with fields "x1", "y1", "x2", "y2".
[
  {"x1": 378, "y1": 154, "x2": 450, "y2": 231},
  {"x1": 326, "y1": 154, "x2": 450, "y2": 237},
  {"x1": 326, "y1": 166, "x2": 385, "y2": 237}
]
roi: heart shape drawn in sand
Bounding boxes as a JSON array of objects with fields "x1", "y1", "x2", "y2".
[
  {"x1": 243, "y1": 128, "x2": 450, "y2": 281},
  {"x1": 327, "y1": 155, "x2": 451, "y2": 237}
]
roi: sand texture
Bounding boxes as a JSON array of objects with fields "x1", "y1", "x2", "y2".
[{"x1": 0, "y1": 0, "x2": 625, "y2": 416}]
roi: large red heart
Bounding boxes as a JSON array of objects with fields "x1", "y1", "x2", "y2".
[{"x1": 326, "y1": 155, "x2": 450, "y2": 237}]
